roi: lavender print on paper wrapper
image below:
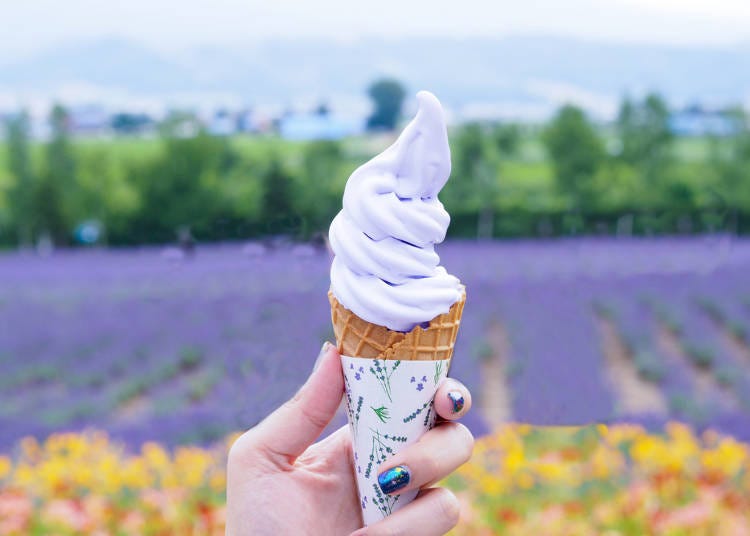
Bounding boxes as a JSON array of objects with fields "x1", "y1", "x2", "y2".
[{"x1": 341, "y1": 355, "x2": 450, "y2": 526}]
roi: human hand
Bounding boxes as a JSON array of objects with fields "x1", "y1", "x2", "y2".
[{"x1": 226, "y1": 342, "x2": 474, "y2": 535}]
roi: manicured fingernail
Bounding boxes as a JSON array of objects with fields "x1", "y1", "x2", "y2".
[
  {"x1": 447, "y1": 391, "x2": 465, "y2": 413},
  {"x1": 377, "y1": 465, "x2": 410, "y2": 494},
  {"x1": 313, "y1": 342, "x2": 332, "y2": 372}
]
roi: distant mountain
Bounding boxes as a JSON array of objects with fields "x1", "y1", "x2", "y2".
[
  {"x1": 1, "y1": 36, "x2": 748, "y2": 119},
  {"x1": 1, "y1": 38, "x2": 194, "y2": 93}
]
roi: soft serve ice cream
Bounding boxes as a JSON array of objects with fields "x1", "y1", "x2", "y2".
[
  {"x1": 329, "y1": 91, "x2": 462, "y2": 332},
  {"x1": 329, "y1": 91, "x2": 465, "y2": 526}
]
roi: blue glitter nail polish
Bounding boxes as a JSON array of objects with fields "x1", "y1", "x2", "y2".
[
  {"x1": 448, "y1": 391, "x2": 465, "y2": 413},
  {"x1": 378, "y1": 465, "x2": 410, "y2": 494}
]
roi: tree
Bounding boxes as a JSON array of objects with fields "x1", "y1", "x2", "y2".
[
  {"x1": 5, "y1": 111, "x2": 35, "y2": 246},
  {"x1": 616, "y1": 93, "x2": 673, "y2": 176},
  {"x1": 131, "y1": 131, "x2": 232, "y2": 243},
  {"x1": 300, "y1": 140, "x2": 344, "y2": 236},
  {"x1": 493, "y1": 123, "x2": 521, "y2": 156},
  {"x1": 159, "y1": 110, "x2": 202, "y2": 139},
  {"x1": 711, "y1": 108, "x2": 750, "y2": 216},
  {"x1": 35, "y1": 104, "x2": 76, "y2": 245},
  {"x1": 542, "y1": 105, "x2": 606, "y2": 208},
  {"x1": 261, "y1": 156, "x2": 297, "y2": 235},
  {"x1": 366, "y1": 79, "x2": 406, "y2": 131},
  {"x1": 443, "y1": 122, "x2": 500, "y2": 239}
]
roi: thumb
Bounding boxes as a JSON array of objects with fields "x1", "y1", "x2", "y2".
[{"x1": 235, "y1": 342, "x2": 344, "y2": 466}]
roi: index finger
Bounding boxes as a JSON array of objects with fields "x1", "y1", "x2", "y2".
[{"x1": 433, "y1": 378, "x2": 472, "y2": 420}]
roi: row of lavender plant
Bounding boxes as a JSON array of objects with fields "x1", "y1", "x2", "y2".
[
  {"x1": 1, "y1": 237, "x2": 750, "y2": 449},
  {"x1": 495, "y1": 279, "x2": 615, "y2": 425},
  {"x1": 601, "y1": 282, "x2": 700, "y2": 424}
]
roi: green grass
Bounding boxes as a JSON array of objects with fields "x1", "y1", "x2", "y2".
[
  {"x1": 0, "y1": 131, "x2": 721, "y2": 188},
  {"x1": 74, "y1": 136, "x2": 162, "y2": 159},
  {"x1": 673, "y1": 136, "x2": 723, "y2": 161},
  {"x1": 230, "y1": 135, "x2": 306, "y2": 159},
  {"x1": 514, "y1": 136, "x2": 549, "y2": 163},
  {"x1": 0, "y1": 131, "x2": 720, "y2": 169}
]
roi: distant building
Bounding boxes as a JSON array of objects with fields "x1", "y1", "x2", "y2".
[
  {"x1": 278, "y1": 113, "x2": 362, "y2": 141},
  {"x1": 12, "y1": 113, "x2": 51, "y2": 141},
  {"x1": 235, "y1": 109, "x2": 257, "y2": 133},
  {"x1": 69, "y1": 106, "x2": 111, "y2": 136},
  {"x1": 669, "y1": 107, "x2": 739, "y2": 137},
  {"x1": 207, "y1": 109, "x2": 236, "y2": 136},
  {"x1": 110, "y1": 112, "x2": 154, "y2": 136}
]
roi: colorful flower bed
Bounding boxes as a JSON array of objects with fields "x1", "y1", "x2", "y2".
[
  {"x1": 0, "y1": 432, "x2": 231, "y2": 535},
  {"x1": 449, "y1": 423, "x2": 750, "y2": 535},
  {"x1": 1, "y1": 423, "x2": 748, "y2": 534}
]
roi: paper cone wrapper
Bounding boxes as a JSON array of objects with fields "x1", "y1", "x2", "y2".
[{"x1": 330, "y1": 290, "x2": 465, "y2": 526}]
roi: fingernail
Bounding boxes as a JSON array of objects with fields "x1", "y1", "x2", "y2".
[
  {"x1": 313, "y1": 341, "x2": 332, "y2": 372},
  {"x1": 447, "y1": 391, "x2": 465, "y2": 414},
  {"x1": 377, "y1": 465, "x2": 410, "y2": 494}
]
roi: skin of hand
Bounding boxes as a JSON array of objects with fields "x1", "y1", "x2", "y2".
[{"x1": 226, "y1": 342, "x2": 475, "y2": 536}]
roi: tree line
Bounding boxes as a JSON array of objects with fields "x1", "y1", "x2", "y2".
[
  {"x1": 444, "y1": 94, "x2": 750, "y2": 237},
  {"x1": 1, "y1": 90, "x2": 750, "y2": 248}
]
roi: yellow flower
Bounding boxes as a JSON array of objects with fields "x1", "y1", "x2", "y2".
[
  {"x1": 532, "y1": 458, "x2": 571, "y2": 484},
  {"x1": 13, "y1": 462, "x2": 35, "y2": 489},
  {"x1": 516, "y1": 472, "x2": 535, "y2": 490},
  {"x1": 590, "y1": 445, "x2": 623, "y2": 480},
  {"x1": 175, "y1": 447, "x2": 213, "y2": 488},
  {"x1": 479, "y1": 473, "x2": 504, "y2": 494},
  {"x1": 142, "y1": 442, "x2": 170, "y2": 472},
  {"x1": 701, "y1": 438, "x2": 748, "y2": 478},
  {"x1": 630, "y1": 428, "x2": 697, "y2": 474},
  {"x1": 209, "y1": 471, "x2": 227, "y2": 493},
  {"x1": 517, "y1": 424, "x2": 532, "y2": 436},
  {"x1": 0, "y1": 456, "x2": 11, "y2": 480},
  {"x1": 504, "y1": 445, "x2": 525, "y2": 474}
]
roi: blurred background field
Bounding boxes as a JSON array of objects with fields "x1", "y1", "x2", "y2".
[
  {"x1": 2, "y1": 0, "x2": 750, "y2": 533},
  {"x1": 1, "y1": 424, "x2": 748, "y2": 534}
]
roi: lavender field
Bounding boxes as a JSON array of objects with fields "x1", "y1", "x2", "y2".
[{"x1": 1, "y1": 237, "x2": 750, "y2": 451}]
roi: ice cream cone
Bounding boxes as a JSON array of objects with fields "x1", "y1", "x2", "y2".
[
  {"x1": 328, "y1": 287, "x2": 465, "y2": 361},
  {"x1": 332, "y1": 289, "x2": 466, "y2": 526}
]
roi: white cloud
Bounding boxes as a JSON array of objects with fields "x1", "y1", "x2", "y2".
[
  {"x1": 616, "y1": 0, "x2": 750, "y2": 18},
  {"x1": 1, "y1": 0, "x2": 748, "y2": 64}
]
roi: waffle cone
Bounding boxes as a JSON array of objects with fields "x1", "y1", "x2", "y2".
[{"x1": 328, "y1": 288, "x2": 465, "y2": 361}]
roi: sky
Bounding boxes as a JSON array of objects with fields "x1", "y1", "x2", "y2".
[{"x1": 1, "y1": 0, "x2": 749, "y2": 63}]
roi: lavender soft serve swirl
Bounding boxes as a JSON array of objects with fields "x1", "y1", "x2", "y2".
[{"x1": 329, "y1": 91, "x2": 462, "y2": 332}]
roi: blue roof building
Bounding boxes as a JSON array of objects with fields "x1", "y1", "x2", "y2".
[
  {"x1": 278, "y1": 114, "x2": 362, "y2": 141},
  {"x1": 669, "y1": 109, "x2": 739, "y2": 137}
]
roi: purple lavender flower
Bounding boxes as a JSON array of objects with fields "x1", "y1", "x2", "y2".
[{"x1": 1, "y1": 238, "x2": 749, "y2": 450}]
